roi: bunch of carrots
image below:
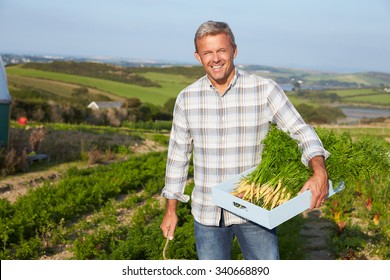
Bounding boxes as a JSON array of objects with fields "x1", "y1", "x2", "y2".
[{"x1": 231, "y1": 125, "x2": 312, "y2": 210}]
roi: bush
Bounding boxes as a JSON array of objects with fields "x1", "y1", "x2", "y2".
[
  {"x1": 0, "y1": 148, "x2": 28, "y2": 176},
  {"x1": 296, "y1": 104, "x2": 345, "y2": 124}
]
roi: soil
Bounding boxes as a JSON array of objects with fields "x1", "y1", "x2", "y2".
[
  {"x1": 0, "y1": 139, "x2": 168, "y2": 260},
  {"x1": 0, "y1": 165, "x2": 66, "y2": 203},
  {"x1": 300, "y1": 209, "x2": 336, "y2": 260}
]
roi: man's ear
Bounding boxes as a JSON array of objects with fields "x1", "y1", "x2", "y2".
[
  {"x1": 194, "y1": 52, "x2": 202, "y2": 63},
  {"x1": 233, "y1": 47, "x2": 238, "y2": 59}
]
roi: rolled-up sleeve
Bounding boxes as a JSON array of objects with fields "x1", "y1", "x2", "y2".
[{"x1": 161, "y1": 94, "x2": 193, "y2": 203}]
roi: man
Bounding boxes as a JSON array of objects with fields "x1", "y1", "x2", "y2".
[{"x1": 160, "y1": 21, "x2": 329, "y2": 260}]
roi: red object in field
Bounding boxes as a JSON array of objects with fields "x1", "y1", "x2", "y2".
[{"x1": 18, "y1": 117, "x2": 28, "y2": 125}]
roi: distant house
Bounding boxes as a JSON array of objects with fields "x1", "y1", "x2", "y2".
[{"x1": 87, "y1": 101, "x2": 124, "y2": 110}]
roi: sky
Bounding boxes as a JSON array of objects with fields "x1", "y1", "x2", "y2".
[{"x1": 1, "y1": 0, "x2": 390, "y2": 73}]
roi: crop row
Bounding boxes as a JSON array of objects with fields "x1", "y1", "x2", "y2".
[
  {"x1": 0, "y1": 152, "x2": 167, "y2": 259},
  {"x1": 0, "y1": 128, "x2": 389, "y2": 259},
  {"x1": 316, "y1": 128, "x2": 390, "y2": 258},
  {"x1": 67, "y1": 127, "x2": 390, "y2": 260}
]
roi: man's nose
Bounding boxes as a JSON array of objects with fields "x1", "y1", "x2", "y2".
[{"x1": 212, "y1": 52, "x2": 220, "y2": 62}]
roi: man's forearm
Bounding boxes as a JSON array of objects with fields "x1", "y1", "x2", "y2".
[
  {"x1": 309, "y1": 155, "x2": 328, "y2": 177},
  {"x1": 165, "y1": 198, "x2": 178, "y2": 214}
]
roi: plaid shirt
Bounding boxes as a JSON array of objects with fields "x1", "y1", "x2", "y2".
[{"x1": 162, "y1": 69, "x2": 329, "y2": 226}]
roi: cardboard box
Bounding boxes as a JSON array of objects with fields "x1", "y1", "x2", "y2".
[{"x1": 212, "y1": 167, "x2": 345, "y2": 229}]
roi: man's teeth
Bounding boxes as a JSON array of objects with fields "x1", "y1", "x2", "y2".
[{"x1": 212, "y1": 65, "x2": 222, "y2": 69}]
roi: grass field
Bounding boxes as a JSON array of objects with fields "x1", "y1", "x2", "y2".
[
  {"x1": 317, "y1": 125, "x2": 390, "y2": 142},
  {"x1": 327, "y1": 88, "x2": 379, "y2": 97},
  {"x1": 6, "y1": 64, "x2": 390, "y2": 108},
  {"x1": 284, "y1": 94, "x2": 320, "y2": 107},
  {"x1": 6, "y1": 66, "x2": 191, "y2": 105},
  {"x1": 305, "y1": 73, "x2": 381, "y2": 86},
  {"x1": 342, "y1": 93, "x2": 390, "y2": 104},
  {"x1": 7, "y1": 74, "x2": 124, "y2": 101},
  {"x1": 325, "y1": 88, "x2": 390, "y2": 105}
]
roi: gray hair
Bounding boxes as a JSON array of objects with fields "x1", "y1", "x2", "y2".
[{"x1": 194, "y1": 21, "x2": 237, "y2": 52}]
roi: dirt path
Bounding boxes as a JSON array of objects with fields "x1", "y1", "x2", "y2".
[
  {"x1": 300, "y1": 209, "x2": 335, "y2": 260},
  {"x1": 0, "y1": 163, "x2": 74, "y2": 203}
]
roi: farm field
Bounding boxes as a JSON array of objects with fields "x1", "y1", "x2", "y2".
[
  {"x1": 318, "y1": 124, "x2": 390, "y2": 141},
  {"x1": 6, "y1": 66, "x2": 190, "y2": 105},
  {"x1": 329, "y1": 88, "x2": 381, "y2": 97},
  {"x1": 246, "y1": 65, "x2": 390, "y2": 88},
  {"x1": 306, "y1": 73, "x2": 369, "y2": 86},
  {"x1": 7, "y1": 74, "x2": 123, "y2": 101},
  {"x1": 324, "y1": 88, "x2": 390, "y2": 106},
  {"x1": 342, "y1": 94, "x2": 390, "y2": 105},
  {"x1": 5, "y1": 62, "x2": 390, "y2": 109},
  {"x1": 0, "y1": 123, "x2": 389, "y2": 260},
  {"x1": 303, "y1": 72, "x2": 390, "y2": 87}
]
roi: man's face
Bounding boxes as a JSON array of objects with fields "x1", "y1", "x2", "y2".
[{"x1": 195, "y1": 33, "x2": 237, "y2": 89}]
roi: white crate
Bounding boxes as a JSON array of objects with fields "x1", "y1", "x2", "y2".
[{"x1": 212, "y1": 167, "x2": 344, "y2": 229}]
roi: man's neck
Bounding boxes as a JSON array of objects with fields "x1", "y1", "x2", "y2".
[{"x1": 209, "y1": 68, "x2": 236, "y2": 95}]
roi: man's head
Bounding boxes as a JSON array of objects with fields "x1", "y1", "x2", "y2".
[
  {"x1": 194, "y1": 21, "x2": 238, "y2": 92},
  {"x1": 194, "y1": 21, "x2": 237, "y2": 52}
]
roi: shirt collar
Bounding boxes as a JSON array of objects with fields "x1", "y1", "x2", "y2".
[{"x1": 207, "y1": 68, "x2": 239, "y2": 95}]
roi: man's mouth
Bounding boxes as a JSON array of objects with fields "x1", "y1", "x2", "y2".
[{"x1": 211, "y1": 65, "x2": 223, "y2": 70}]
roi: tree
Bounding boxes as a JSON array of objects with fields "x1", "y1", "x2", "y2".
[
  {"x1": 124, "y1": 98, "x2": 142, "y2": 108},
  {"x1": 162, "y1": 97, "x2": 176, "y2": 115},
  {"x1": 137, "y1": 103, "x2": 161, "y2": 122}
]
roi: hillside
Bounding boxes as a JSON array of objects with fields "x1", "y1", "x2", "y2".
[
  {"x1": 242, "y1": 65, "x2": 390, "y2": 88},
  {"x1": 4, "y1": 60, "x2": 390, "y2": 128},
  {"x1": 3, "y1": 53, "x2": 390, "y2": 89},
  {"x1": 5, "y1": 63, "x2": 198, "y2": 106}
]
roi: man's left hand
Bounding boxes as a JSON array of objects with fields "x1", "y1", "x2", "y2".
[{"x1": 299, "y1": 156, "x2": 328, "y2": 209}]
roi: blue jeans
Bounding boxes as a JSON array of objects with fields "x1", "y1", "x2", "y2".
[{"x1": 194, "y1": 213, "x2": 279, "y2": 260}]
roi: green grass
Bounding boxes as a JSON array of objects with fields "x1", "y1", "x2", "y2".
[
  {"x1": 8, "y1": 74, "x2": 75, "y2": 97},
  {"x1": 327, "y1": 88, "x2": 378, "y2": 97},
  {"x1": 141, "y1": 72, "x2": 196, "y2": 97},
  {"x1": 6, "y1": 66, "x2": 188, "y2": 105},
  {"x1": 305, "y1": 73, "x2": 385, "y2": 86},
  {"x1": 343, "y1": 94, "x2": 390, "y2": 105},
  {"x1": 316, "y1": 125, "x2": 390, "y2": 140},
  {"x1": 337, "y1": 74, "x2": 372, "y2": 85},
  {"x1": 7, "y1": 74, "x2": 122, "y2": 101},
  {"x1": 354, "y1": 73, "x2": 390, "y2": 86},
  {"x1": 321, "y1": 88, "x2": 390, "y2": 105},
  {"x1": 286, "y1": 94, "x2": 320, "y2": 107}
]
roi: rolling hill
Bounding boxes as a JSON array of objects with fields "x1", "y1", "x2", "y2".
[{"x1": 4, "y1": 58, "x2": 390, "y2": 109}]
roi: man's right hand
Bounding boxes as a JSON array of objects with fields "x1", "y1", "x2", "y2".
[{"x1": 160, "y1": 199, "x2": 178, "y2": 240}]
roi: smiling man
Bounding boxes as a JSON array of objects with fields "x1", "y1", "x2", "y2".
[
  {"x1": 160, "y1": 21, "x2": 329, "y2": 260},
  {"x1": 194, "y1": 31, "x2": 237, "y2": 93}
]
